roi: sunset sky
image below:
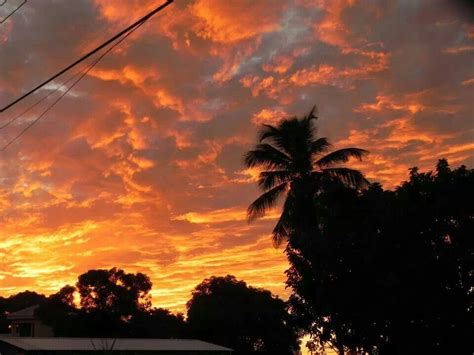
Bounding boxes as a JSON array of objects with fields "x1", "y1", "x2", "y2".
[{"x1": 0, "y1": 0, "x2": 473, "y2": 313}]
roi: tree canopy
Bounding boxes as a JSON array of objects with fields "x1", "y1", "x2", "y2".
[
  {"x1": 245, "y1": 108, "x2": 471, "y2": 354},
  {"x1": 2, "y1": 270, "x2": 297, "y2": 353},
  {"x1": 77, "y1": 267, "x2": 152, "y2": 315},
  {"x1": 187, "y1": 275, "x2": 300, "y2": 354},
  {"x1": 244, "y1": 106, "x2": 369, "y2": 246},
  {"x1": 35, "y1": 268, "x2": 186, "y2": 338},
  {"x1": 287, "y1": 159, "x2": 473, "y2": 354}
]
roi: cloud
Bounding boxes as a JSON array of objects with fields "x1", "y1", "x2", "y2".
[
  {"x1": 443, "y1": 45, "x2": 474, "y2": 54},
  {"x1": 190, "y1": 0, "x2": 285, "y2": 44}
]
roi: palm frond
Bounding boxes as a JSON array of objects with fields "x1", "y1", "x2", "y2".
[
  {"x1": 259, "y1": 124, "x2": 281, "y2": 142},
  {"x1": 259, "y1": 121, "x2": 295, "y2": 155},
  {"x1": 311, "y1": 137, "x2": 332, "y2": 155},
  {"x1": 247, "y1": 182, "x2": 288, "y2": 222},
  {"x1": 244, "y1": 143, "x2": 291, "y2": 169},
  {"x1": 272, "y1": 194, "x2": 294, "y2": 247},
  {"x1": 264, "y1": 117, "x2": 315, "y2": 162},
  {"x1": 316, "y1": 148, "x2": 369, "y2": 167},
  {"x1": 304, "y1": 105, "x2": 318, "y2": 122},
  {"x1": 323, "y1": 167, "x2": 370, "y2": 188},
  {"x1": 301, "y1": 106, "x2": 319, "y2": 152},
  {"x1": 258, "y1": 170, "x2": 292, "y2": 190}
]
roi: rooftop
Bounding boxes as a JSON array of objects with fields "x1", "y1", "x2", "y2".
[
  {"x1": 6, "y1": 305, "x2": 39, "y2": 320},
  {"x1": 0, "y1": 337, "x2": 232, "y2": 352}
]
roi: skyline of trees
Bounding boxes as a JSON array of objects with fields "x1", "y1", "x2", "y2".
[
  {"x1": 245, "y1": 108, "x2": 472, "y2": 354},
  {"x1": 0, "y1": 269, "x2": 299, "y2": 354},
  {"x1": 187, "y1": 275, "x2": 300, "y2": 354},
  {"x1": 1, "y1": 158, "x2": 469, "y2": 354},
  {"x1": 285, "y1": 159, "x2": 472, "y2": 354}
]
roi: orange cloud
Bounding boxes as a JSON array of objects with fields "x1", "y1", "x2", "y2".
[
  {"x1": 251, "y1": 107, "x2": 288, "y2": 126},
  {"x1": 443, "y1": 45, "x2": 474, "y2": 54},
  {"x1": 190, "y1": 0, "x2": 284, "y2": 43},
  {"x1": 355, "y1": 95, "x2": 424, "y2": 114},
  {"x1": 262, "y1": 48, "x2": 309, "y2": 74},
  {"x1": 175, "y1": 207, "x2": 280, "y2": 224},
  {"x1": 241, "y1": 49, "x2": 388, "y2": 101},
  {"x1": 313, "y1": 0, "x2": 356, "y2": 49},
  {"x1": 461, "y1": 78, "x2": 474, "y2": 86}
]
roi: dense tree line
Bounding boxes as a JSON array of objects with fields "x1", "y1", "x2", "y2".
[
  {"x1": 288, "y1": 160, "x2": 472, "y2": 354},
  {"x1": 0, "y1": 270, "x2": 298, "y2": 354},
  {"x1": 245, "y1": 107, "x2": 473, "y2": 354},
  {"x1": 187, "y1": 275, "x2": 300, "y2": 354}
]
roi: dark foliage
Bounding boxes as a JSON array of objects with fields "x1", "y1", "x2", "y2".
[
  {"x1": 245, "y1": 108, "x2": 472, "y2": 354},
  {"x1": 0, "y1": 291, "x2": 47, "y2": 333},
  {"x1": 244, "y1": 106, "x2": 369, "y2": 246},
  {"x1": 35, "y1": 286, "x2": 78, "y2": 336},
  {"x1": 35, "y1": 268, "x2": 186, "y2": 338},
  {"x1": 287, "y1": 160, "x2": 473, "y2": 354},
  {"x1": 186, "y1": 275, "x2": 300, "y2": 354},
  {"x1": 77, "y1": 267, "x2": 152, "y2": 315},
  {"x1": 128, "y1": 308, "x2": 187, "y2": 338},
  {"x1": 2, "y1": 270, "x2": 294, "y2": 350}
]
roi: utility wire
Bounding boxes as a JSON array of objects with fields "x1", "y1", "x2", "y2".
[
  {"x1": 0, "y1": 0, "x2": 172, "y2": 130},
  {"x1": 0, "y1": 13, "x2": 151, "y2": 151},
  {"x1": 0, "y1": 0, "x2": 173, "y2": 113},
  {"x1": 0, "y1": 69, "x2": 84, "y2": 130},
  {"x1": 0, "y1": 1, "x2": 7, "y2": 8},
  {"x1": 0, "y1": 0, "x2": 26, "y2": 24}
]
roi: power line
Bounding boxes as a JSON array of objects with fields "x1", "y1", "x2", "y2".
[
  {"x1": 0, "y1": 0, "x2": 26, "y2": 24},
  {"x1": 0, "y1": 10, "x2": 154, "y2": 151},
  {"x1": 0, "y1": 1, "x2": 7, "y2": 8},
  {"x1": 0, "y1": 0, "x2": 173, "y2": 130},
  {"x1": 0, "y1": 0, "x2": 173, "y2": 113},
  {"x1": 0, "y1": 69, "x2": 84, "y2": 130}
]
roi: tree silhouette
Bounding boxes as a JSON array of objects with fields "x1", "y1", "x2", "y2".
[
  {"x1": 244, "y1": 106, "x2": 368, "y2": 246},
  {"x1": 0, "y1": 290, "x2": 46, "y2": 311},
  {"x1": 0, "y1": 291, "x2": 46, "y2": 333},
  {"x1": 49, "y1": 285, "x2": 76, "y2": 307},
  {"x1": 128, "y1": 308, "x2": 187, "y2": 338},
  {"x1": 187, "y1": 275, "x2": 300, "y2": 354},
  {"x1": 36, "y1": 286, "x2": 79, "y2": 336},
  {"x1": 35, "y1": 268, "x2": 185, "y2": 338},
  {"x1": 287, "y1": 160, "x2": 473, "y2": 354},
  {"x1": 77, "y1": 267, "x2": 152, "y2": 316}
]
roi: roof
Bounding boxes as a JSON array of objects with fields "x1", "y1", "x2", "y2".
[
  {"x1": 0, "y1": 337, "x2": 232, "y2": 352},
  {"x1": 6, "y1": 305, "x2": 39, "y2": 320}
]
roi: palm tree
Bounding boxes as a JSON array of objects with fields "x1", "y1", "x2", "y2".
[{"x1": 245, "y1": 106, "x2": 369, "y2": 247}]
